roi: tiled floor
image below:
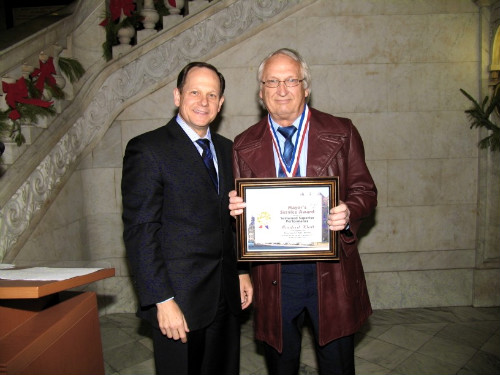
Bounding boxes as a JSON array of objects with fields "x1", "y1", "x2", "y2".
[{"x1": 100, "y1": 306, "x2": 500, "y2": 375}]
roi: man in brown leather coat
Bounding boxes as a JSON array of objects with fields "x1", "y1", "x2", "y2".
[{"x1": 229, "y1": 48, "x2": 377, "y2": 375}]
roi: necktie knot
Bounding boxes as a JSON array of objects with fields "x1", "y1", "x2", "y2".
[
  {"x1": 196, "y1": 138, "x2": 218, "y2": 191},
  {"x1": 277, "y1": 126, "x2": 300, "y2": 177},
  {"x1": 277, "y1": 126, "x2": 297, "y2": 141},
  {"x1": 196, "y1": 138, "x2": 212, "y2": 157}
]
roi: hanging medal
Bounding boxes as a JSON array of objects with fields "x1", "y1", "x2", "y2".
[{"x1": 269, "y1": 105, "x2": 310, "y2": 177}]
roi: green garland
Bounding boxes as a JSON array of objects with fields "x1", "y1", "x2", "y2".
[
  {"x1": 153, "y1": 1, "x2": 170, "y2": 30},
  {"x1": 102, "y1": 11, "x2": 143, "y2": 61},
  {"x1": 0, "y1": 111, "x2": 10, "y2": 137},
  {"x1": 58, "y1": 57, "x2": 85, "y2": 83},
  {"x1": 45, "y1": 84, "x2": 65, "y2": 100},
  {"x1": 0, "y1": 104, "x2": 56, "y2": 146},
  {"x1": 460, "y1": 88, "x2": 500, "y2": 152}
]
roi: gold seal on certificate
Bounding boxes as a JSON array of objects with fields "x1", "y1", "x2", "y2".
[{"x1": 235, "y1": 177, "x2": 339, "y2": 261}]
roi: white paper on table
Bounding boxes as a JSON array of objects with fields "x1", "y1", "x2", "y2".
[{"x1": 0, "y1": 267, "x2": 103, "y2": 281}]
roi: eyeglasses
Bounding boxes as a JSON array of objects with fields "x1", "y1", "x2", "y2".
[{"x1": 261, "y1": 78, "x2": 304, "y2": 88}]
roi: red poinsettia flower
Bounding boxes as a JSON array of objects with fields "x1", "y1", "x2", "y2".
[{"x1": 100, "y1": 0, "x2": 136, "y2": 26}]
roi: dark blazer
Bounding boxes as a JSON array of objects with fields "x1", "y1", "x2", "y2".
[
  {"x1": 233, "y1": 107, "x2": 377, "y2": 351},
  {"x1": 122, "y1": 117, "x2": 241, "y2": 331}
]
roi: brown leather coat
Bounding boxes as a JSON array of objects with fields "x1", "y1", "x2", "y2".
[{"x1": 233, "y1": 107, "x2": 377, "y2": 352}]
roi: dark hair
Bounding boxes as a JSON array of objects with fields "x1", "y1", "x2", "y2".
[{"x1": 176, "y1": 62, "x2": 225, "y2": 96}]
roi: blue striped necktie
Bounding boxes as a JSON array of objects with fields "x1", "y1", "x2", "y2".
[
  {"x1": 196, "y1": 139, "x2": 218, "y2": 191},
  {"x1": 277, "y1": 126, "x2": 300, "y2": 177}
]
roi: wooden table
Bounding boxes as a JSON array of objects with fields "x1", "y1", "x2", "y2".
[{"x1": 0, "y1": 268, "x2": 115, "y2": 375}]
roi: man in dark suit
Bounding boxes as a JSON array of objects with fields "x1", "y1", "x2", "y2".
[
  {"x1": 122, "y1": 62, "x2": 253, "y2": 375},
  {"x1": 229, "y1": 48, "x2": 377, "y2": 375}
]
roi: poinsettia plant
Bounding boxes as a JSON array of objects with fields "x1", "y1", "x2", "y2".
[
  {"x1": 100, "y1": 0, "x2": 169, "y2": 61},
  {"x1": 1, "y1": 77, "x2": 55, "y2": 146},
  {"x1": 0, "y1": 56, "x2": 85, "y2": 147}
]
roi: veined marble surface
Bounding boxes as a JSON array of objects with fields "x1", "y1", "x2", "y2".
[{"x1": 99, "y1": 306, "x2": 500, "y2": 375}]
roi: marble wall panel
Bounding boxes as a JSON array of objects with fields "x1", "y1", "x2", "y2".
[
  {"x1": 118, "y1": 82, "x2": 177, "y2": 121},
  {"x1": 407, "y1": 13, "x2": 477, "y2": 63},
  {"x1": 387, "y1": 158, "x2": 477, "y2": 206},
  {"x1": 365, "y1": 160, "x2": 387, "y2": 207},
  {"x1": 359, "y1": 205, "x2": 476, "y2": 253},
  {"x1": 351, "y1": 111, "x2": 478, "y2": 161},
  {"x1": 14, "y1": 170, "x2": 86, "y2": 265},
  {"x1": 410, "y1": 205, "x2": 476, "y2": 251},
  {"x1": 483, "y1": 150, "x2": 500, "y2": 263},
  {"x1": 210, "y1": 18, "x2": 299, "y2": 69},
  {"x1": 77, "y1": 150, "x2": 93, "y2": 170},
  {"x1": 387, "y1": 62, "x2": 478, "y2": 112},
  {"x1": 215, "y1": 115, "x2": 263, "y2": 142},
  {"x1": 82, "y1": 213, "x2": 125, "y2": 260},
  {"x1": 310, "y1": 64, "x2": 387, "y2": 114},
  {"x1": 361, "y1": 249, "x2": 475, "y2": 273},
  {"x1": 349, "y1": 113, "x2": 413, "y2": 161},
  {"x1": 81, "y1": 168, "x2": 122, "y2": 216},
  {"x1": 298, "y1": 12, "x2": 475, "y2": 65},
  {"x1": 474, "y1": 269, "x2": 500, "y2": 307},
  {"x1": 38, "y1": 170, "x2": 84, "y2": 230},
  {"x1": 356, "y1": 206, "x2": 413, "y2": 253},
  {"x1": 215, "y1": 67, "x2": 263, "y2": 117},
  {"x1": 90, "y1": 121, "x2": 123, "y2": 168},
  {"x1": 16, "y1": 219, "x2": 86, "y2": 263},
  {"x1": 298, "y1": 16, "x2": 412, "y2": 65},
  {"x1": 367, "y1": 269, "x2": 473, "y2": 309}
]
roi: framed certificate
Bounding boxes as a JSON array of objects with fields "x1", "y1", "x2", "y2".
[{"x1": 235, "y1": 177, "x2": 339, "y2": 261}]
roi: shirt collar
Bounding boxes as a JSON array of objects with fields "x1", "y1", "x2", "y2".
[
  {"x1": 176, "y1": 114, "x2": 213, "y2": 142},
  {"x1": 270, "y1": 104, "x2": 309, "y2": 135}
]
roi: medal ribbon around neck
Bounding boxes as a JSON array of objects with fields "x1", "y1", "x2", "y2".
[{"x1": 269, "y1": 105, "x2": 310, "y2": 177}]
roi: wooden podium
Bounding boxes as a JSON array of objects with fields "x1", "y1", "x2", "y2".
[{"x1": 0, "y1": 268, "x2": 115, "y2": 375}]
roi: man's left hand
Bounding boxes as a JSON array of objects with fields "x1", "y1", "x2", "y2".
[
  {"x1": 238, "y1": 274, "x2": 253, "y2": 310},
  {"x1": 327, "y1": 200, "x2": 350, "y2": 231}
]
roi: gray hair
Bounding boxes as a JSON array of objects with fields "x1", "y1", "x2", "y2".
[{"x1": 257, "y1": 48, "x2": 312, "y2": 96}]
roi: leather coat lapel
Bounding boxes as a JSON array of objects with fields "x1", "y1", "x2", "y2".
[
  {"x1": 306, "y1": 118, "x2": 347, "y2": 177},
  {"x1": 236, "y1": 123, "x2": 277, "y2": 178},
  {"x1": 236, "y1": 111, "x2": 349, "y2": 178}
]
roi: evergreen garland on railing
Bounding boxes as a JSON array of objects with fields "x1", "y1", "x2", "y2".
[
  {"x1": 58, "y1": 57, "x2": 85, "y2": 83},
  {"x1": 7, "y1": 104, "x2": 56, "y2": 146}
]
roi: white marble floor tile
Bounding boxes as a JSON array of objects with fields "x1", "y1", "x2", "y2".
[
  {"x1": 378, "y1": 324, "x2": 433, "y2": 351},
  {"x1": 355, "y1": 338, "x2": 413, "y2": 370},
  {"x1": 417, "y1": 336, "x2": 477, "y2": 368},
  {"x1": 100, "y1": 307, "x2": 500, "y2": 375},
  {"x1": 392, "y1": 352, "x2": 461, "y2": 375}
]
